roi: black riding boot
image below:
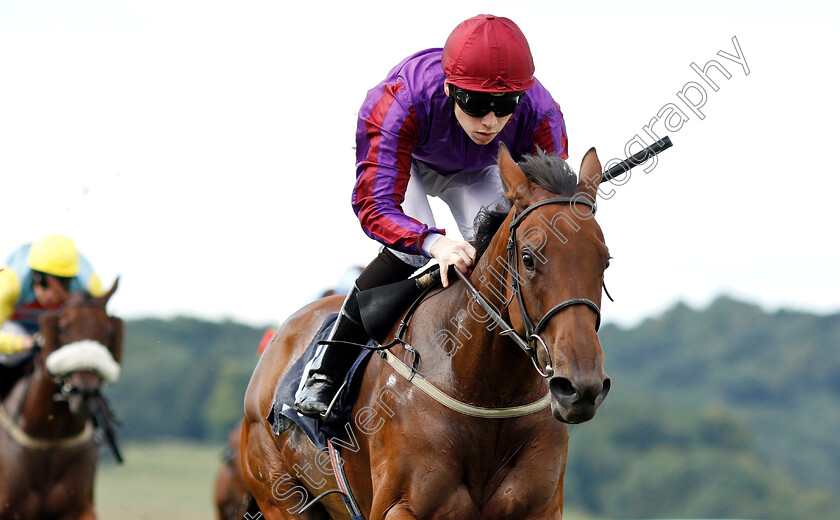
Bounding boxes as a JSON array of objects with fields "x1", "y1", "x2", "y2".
[{"x1": 294, "y1": 249, "x2": 417, "y2": 422}]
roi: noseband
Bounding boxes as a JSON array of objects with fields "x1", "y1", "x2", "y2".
[{"x1": 463, "y1": 196, "x2": 602, "y2": 378}]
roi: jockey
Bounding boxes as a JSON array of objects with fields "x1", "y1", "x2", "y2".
[
  {"x1": 0, "y1": 234, "x2": 105, "y2": 355},
  {"x1": 295, "y1": 14, "x2": 569, "y2": 421}
]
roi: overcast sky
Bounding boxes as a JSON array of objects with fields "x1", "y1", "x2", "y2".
[{"x1": 1, "y1": 0, "x2": 838, "y2": 330}]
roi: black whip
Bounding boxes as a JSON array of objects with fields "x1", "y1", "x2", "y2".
[{"x1": 601, "y1": 136, "x2": 673, "y2": 183}]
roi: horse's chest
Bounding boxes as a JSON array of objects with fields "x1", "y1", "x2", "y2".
[
  {"x1": 362, "y1": 379, "x2": 569, "y2": 518},
  {"x1": 403, "y1": 446, "x2": 564, "y2": 519},
  {"x1": 0, "y1": 444, "x2": 95, "y2": 517}
]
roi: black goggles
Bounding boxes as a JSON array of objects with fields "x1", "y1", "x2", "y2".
[
  {"x1": 32, "y1": 271, "x2": 71, "y2": 290},
  {"x1": 452, "y1": 87, "x2": 525, "y2": 118}
]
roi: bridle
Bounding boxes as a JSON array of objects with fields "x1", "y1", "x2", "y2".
[
  {"x1": 39, "y1": 300, "x2": 107, "y2": 401},
  {"x1": 363, "y1": 195, "x2": 603, "y2": 418},
  {"x1": 0, "y1": 301, "x2": 111, "y2": 450},
  {"x1": 461, "y1": 195, "x2": 602, "y2": 378},
  {"x1": 41, "y1": 299, "x2": 124, "y2": 462}
]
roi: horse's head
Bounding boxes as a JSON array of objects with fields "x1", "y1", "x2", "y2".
[
  {"x1": 38, "y1": 279, "x2": 123, "y2": 416},
  {"x1": 495, "y1": 145, "x2": 610, "y2": 424}
]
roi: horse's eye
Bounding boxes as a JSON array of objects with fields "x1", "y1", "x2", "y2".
[
  {"x1": 605, "y1": 256, "x2": 613, "y2": 269},
  {"x1": 522, "y1": 252, "x2": 535, "y2": 270}
]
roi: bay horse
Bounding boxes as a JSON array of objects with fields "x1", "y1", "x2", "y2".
[
  {"x1": 214, "y1": 425, "x2": 251, "y2": 520},
  {"x1": 0, "y1": 281, "x2": 123, "y2": 520},
  {"x1": 242, "y1": 145, "x2": 611, "y2": 519}
]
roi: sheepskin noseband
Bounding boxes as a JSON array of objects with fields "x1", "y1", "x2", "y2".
[{"x1": 45, "y1": 339, "x2": 121, "y2": 383}]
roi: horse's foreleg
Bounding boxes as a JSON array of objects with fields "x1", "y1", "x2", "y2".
[
  {"x1": 241, "y1": 423, "x2": 327, "y2": 519},
  {"x1": 248, "y1": 468, "x2": 334, "y2": 520},
  {"x1": 235, "y1": 492, "x2": 262, "y2": 520},
  {"x1": 251, "y1": 487, "x2": 331, "y2": 520}
]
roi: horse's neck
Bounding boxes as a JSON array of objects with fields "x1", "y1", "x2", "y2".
[
  {"x1": 410, "y1": 241, "x2": 546, "y2": 407},
  {"x1": 16, "y1": 366, "x2": 86, "y2": 437}
]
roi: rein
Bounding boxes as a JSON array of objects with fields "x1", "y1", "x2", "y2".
[
  {"x1": 367, "y1": 273, "x2": 553, "y2": 419},
  {"x1": 52, "y1": 300, "x2": 124, "y2": 463},
  {"x1": 374, "y1": 196, "x2": 606, "y2": 417},
  {"x1": 12, "y1": 298, "x2": 125, "y2": 461},
  {"x1": 0, "y1": 348, "x2": 96, "y2": 450}
]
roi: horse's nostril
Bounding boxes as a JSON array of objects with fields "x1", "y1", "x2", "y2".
[
  {"x1": 550, "y1": 377, "x2": 577, "y2": 398},
  {"x1": 596, "y1": 378, "x2": 611, "y2": 406}
]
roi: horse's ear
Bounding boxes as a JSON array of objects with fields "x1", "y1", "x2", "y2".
[
  {"x1": 98, "y1": 277, "x2": 119, "y2": 307},
  {"x1": 498, "y1": 143, "x2": 530, "y2": 201},
  {"x1": 577, "y1": 147, "x2": 602, "y2": 202}
]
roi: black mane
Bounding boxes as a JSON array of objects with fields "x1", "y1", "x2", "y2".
[
  {"x1": 472, "y1": 150, "x2": 578, "y2": 258},
  {"x1": 473, "y1": 203, "x2": 512, "y2": 258},
  {"x1": 519, "y1": 150, "x2": 578, "y2": 197}
]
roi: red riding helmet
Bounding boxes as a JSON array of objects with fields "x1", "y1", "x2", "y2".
[{"x1": 442, "y1": 14, "x2": 536, "y2": 93}]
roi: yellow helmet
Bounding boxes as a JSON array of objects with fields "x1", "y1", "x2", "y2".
[{"x1": 28, "y1": 234, "x2": 79, "y2": 277}]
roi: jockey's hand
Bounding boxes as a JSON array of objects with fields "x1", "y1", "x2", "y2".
[
  {"x1": 22, "y1": 335, "x2": 36, "y2": 350},
  {"x1": 430, "y1": 236, "x2": 476, "y2": 288}
]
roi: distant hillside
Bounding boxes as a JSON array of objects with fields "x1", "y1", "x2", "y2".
[
  {"x1": 108, "y1": 316, "x2": 266, "y2": 441},
  {"x1": 598, "y1": 296, "x2": 840, "y2": 499},
  {"x1": 105, "y1": 297, "x2": 840, "y2": 519}
]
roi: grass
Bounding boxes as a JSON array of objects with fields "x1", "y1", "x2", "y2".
[
  {"x1": 94, "y1": 441, "x2": 226, "y2": 520},
  {"x1": 93, "y1": 441, "x2": 598, "y2": 520}
]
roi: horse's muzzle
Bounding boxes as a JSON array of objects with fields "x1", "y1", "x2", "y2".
[
  {"x1": 548, "y1": 374, "x2": 611, "y2": 424},
  {"x1": 61, "y1": 371, "x2": 102, "y2": 416}
]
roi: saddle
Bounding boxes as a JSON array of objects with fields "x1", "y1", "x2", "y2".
[
  {"x1": 266, "y1": 266, "x2": 442, "y2": 448},
  {"x1": 357, "y1": 266, "x2": 441, "y2": 342},
  {"x1": 267, "y1": 314, "x2": 373, "y2": 448}
]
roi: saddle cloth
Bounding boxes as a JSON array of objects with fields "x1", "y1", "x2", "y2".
[{"x1": 266, "y1": 314, "x2": 373, "y2": 450}]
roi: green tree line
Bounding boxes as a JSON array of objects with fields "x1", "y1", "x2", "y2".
[{"x1": 105, "y1": 296, "x2": 840, "y2": 519}]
